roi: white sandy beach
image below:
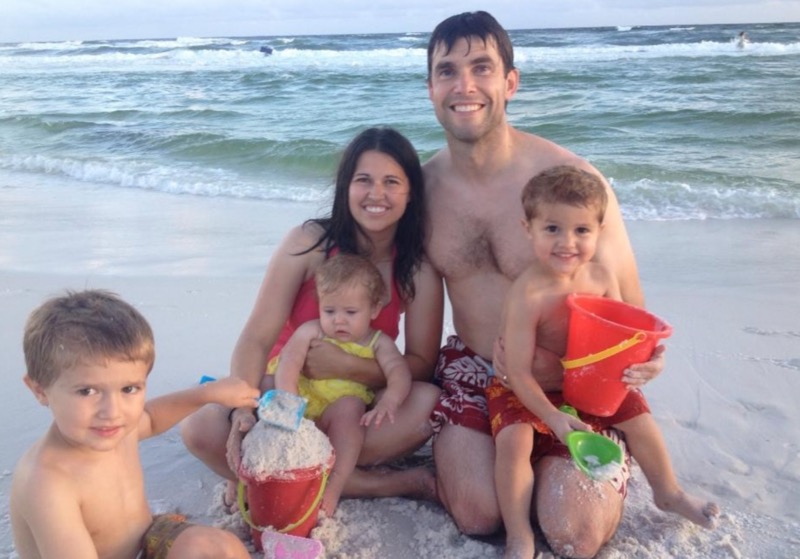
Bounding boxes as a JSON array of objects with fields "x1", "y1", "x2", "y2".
[{"x1": 1, "y1": 180, "x2": 799, "y2": 558}]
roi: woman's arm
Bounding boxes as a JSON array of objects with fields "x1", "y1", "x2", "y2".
[
  {"x1": 230, "y1": 224, "x2": 322, "y2": 391},
  {"x1": 400, "y1": 258, "x2": 444, "y2": 381}
]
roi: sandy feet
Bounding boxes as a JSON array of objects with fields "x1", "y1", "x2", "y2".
[{"x1": 655, "y1": 488, "x2": 720, "y2": 528}]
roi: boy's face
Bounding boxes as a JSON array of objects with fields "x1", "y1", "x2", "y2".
[
  {"x1": 25, "y1": 358, "x2": 148, "y2": 452},
  {"x1": 524, "y1": 202, "x2": 603, "y2": 276},
  {"x1": 318, "y1": 282, "x2": 379, "y2": 344},
  {"x1": 427, "y1": 36, "x2": 519, "y2": 143}
]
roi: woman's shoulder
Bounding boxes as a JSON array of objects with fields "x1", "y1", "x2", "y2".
[{"x1": 280, "y1": 221, "x2": 327, "y2": 255}]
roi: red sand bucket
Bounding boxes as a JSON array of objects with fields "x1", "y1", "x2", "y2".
[
  {"x1": 238, "y1": 453, "x2": 334, "y2": 552},
  {"x1": 561, "y1": 294, "x2": 672, "y2": 417}
]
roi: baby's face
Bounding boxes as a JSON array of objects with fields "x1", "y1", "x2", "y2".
[{"x1": 318, "y1": 283, "x2": 377, "y2": 343}]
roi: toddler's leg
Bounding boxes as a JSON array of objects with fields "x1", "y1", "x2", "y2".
[
  {"x1": 616, "y1": 413, "x2": 720, "y2": 528},
  {"x1": 495, "y1": 423, "x2": 536, "y2": 559},
  {"x1": 318, "y1": 396, "x2": 367, "y2": 516}
]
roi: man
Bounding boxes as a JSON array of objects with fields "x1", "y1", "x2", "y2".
[{"x1": 423, "y1": 11, "x2": 664, "y2": 557}]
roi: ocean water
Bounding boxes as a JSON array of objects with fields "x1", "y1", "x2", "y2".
[{"x1": 1, "y1": 22, "x2": 799, "y2": 224}]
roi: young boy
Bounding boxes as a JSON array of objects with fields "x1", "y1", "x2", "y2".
[
  {"x1": 10, "y1": 289, "x2": 260, "y2": 559},
  {"x1": 487, "y1": 166, "x2": 720, "y2": 559},
  {"x1": 266, "y1": 253, "x2": 412, "y2": 515}
]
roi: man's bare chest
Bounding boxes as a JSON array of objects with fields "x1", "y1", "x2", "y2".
[{"x1": 429, "y1": 208, "x2": 531, "y2": 281}]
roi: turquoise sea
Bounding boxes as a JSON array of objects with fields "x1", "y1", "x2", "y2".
[{"x1": 1, "y1": 22, "x2": 799, "y2": 236}]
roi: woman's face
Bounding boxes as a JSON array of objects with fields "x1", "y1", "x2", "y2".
[{"x1": 348, "y1": 150, "x2": 410, "y2": 239}]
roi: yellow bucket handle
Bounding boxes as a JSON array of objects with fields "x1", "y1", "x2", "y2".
[
  {"x1": 561, "y1": 331, "x2": 647, "y2": 369},
  {"x1": 237, "y1": 467, "x2": 330, "y2": 534}
]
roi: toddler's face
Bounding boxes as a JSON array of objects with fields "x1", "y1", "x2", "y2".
[{"x1": 524, "y1": 201, "x2": 603, "y2": 275}]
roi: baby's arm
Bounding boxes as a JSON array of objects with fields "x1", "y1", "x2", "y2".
[
  {"x1": 360, "y1": 333, "x2": 412, "y2": 427},
  {"x1": 17, "y1": 469, "x2": 98, "y2": 559},
  {"x1": 140, "y1": 376, "x2": 259, "y2": 440},
  {"x1": 272, "y1": 320, "x2": 323, "y2": 393}
]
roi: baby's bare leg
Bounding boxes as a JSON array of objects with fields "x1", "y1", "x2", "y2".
[
  {"x1": 616, "y1": 414, "x2": 720, "y2": 528},
  {"x1": 317, "y1": 396, "x2": 367, "y2": 516}
]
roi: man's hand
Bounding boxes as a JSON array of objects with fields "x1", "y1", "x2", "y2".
[{"x1": 623, "y1": 344, "x2": 666, "y2": 388}]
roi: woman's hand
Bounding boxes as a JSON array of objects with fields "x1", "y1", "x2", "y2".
[
  {"x1": 303, "y1": 338, "x2": 347, "y2": 380},
  {"x1": 225, "y1": 408, "x2": 257, "y2": 474},
  {"x1": 623, "y1": 344, "x2": 666, "y2": 388}
]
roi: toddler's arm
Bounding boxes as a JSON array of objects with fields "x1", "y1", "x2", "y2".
[
  {"x1": 503, "y1": 284, "x2": 590, "y2": 443},
  {"x1": 361, "y1": 333, "x2": 412, "y2": 427}
]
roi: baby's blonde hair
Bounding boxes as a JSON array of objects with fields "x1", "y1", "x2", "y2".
[
  {"x1": 23, "y1": 289, "x2": 155, "y2": 387},
  {"x1": 315, "y1": 254, "x2": 386, "y2": 308}
]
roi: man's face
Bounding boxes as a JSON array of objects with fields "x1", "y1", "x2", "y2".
[{"x1": 427, "y1": 36, "x2": 518, "y2": 144}]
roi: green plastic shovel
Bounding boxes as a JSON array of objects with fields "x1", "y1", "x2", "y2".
[{"x1": 560, "y1": 405, "x2": 623, "y2": 480}]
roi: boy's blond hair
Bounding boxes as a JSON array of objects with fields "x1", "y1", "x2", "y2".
[
  {"x1": 23, "y1": 289, "x2": 155, "y2": 387},
  {"x1": 521, "y1": 165, "x2": 608, "y2": 223},
  {"x1": 315, "y1": 254, "x2": 386, "y2": 308}
]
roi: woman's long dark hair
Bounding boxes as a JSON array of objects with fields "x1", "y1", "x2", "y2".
[{"x1": 302, "y1": 127, "x2": 425, "y2": 302}]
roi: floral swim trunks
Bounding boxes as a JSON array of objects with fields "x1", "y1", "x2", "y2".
[
  {"x1": 486, "y1": 377, "x2": 651, "y2": 496},
  {"x1": 137, "y1": 513, "x2": 192, "y2": 559},
  {"x1": 429, "y1": 335, "x2": 494, "y2": 436}
]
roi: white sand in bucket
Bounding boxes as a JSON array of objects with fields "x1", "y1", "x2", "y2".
[{"x1": 241, "y1": 418, "x2": 333, "y2": 481}]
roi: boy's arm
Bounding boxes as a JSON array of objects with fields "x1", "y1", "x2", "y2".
[
  {"x1": 272, "y1": 321, "x2": 321, "y2": 393},
  {"x1": 19, "y1": 471, "x2": 99, "y2": 559},
  {"x1": 360, "y1": 334, "x2": 412, "y2": 427},
  {"x1": 139, "y1": 376, "x2": 259, "y2": 439},
  {"x1": 503, "y1": 284, "x2": 588, "y2": 443}
]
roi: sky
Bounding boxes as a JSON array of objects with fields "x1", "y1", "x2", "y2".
[{"x1": 1, "y1": 0, "x2": 799, "y2": 43}]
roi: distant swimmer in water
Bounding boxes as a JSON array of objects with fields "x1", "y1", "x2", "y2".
[
  {"x1": 260, "y1": 45, "x2": 274, "y2": 55},
  {"x1": 736, "y1": 31, "x2": 750, "y2": 49}
]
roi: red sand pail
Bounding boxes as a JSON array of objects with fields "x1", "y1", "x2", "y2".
[
  {"x1": 238, "y1": 453, "x2": 334, "y2": 552},
  {"x1": 561, "y1": 294, "x2": 672, "y2": 417}
]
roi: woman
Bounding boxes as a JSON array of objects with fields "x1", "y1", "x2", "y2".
[{"x1": 181, "y1": 127, "x2": 443, "y2": 508}]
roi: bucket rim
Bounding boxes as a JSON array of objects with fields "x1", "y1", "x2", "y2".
[
  {"x1": 566, "y1": 293, "x2": 672, "y2": 338},
  {"x1": 238, "y1": 451, "x2": 335, "y2": 483}
]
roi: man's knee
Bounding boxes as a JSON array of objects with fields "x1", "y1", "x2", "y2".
[
  {"x1": 539, "y1": 513, "x2": 614, "y2": 558},
  {"x1": 438, "y1": 480, "x2": 501, "y2": 536},
  {"x1": 542, "y1": 530, "x2": 605, "y2": 559}
]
